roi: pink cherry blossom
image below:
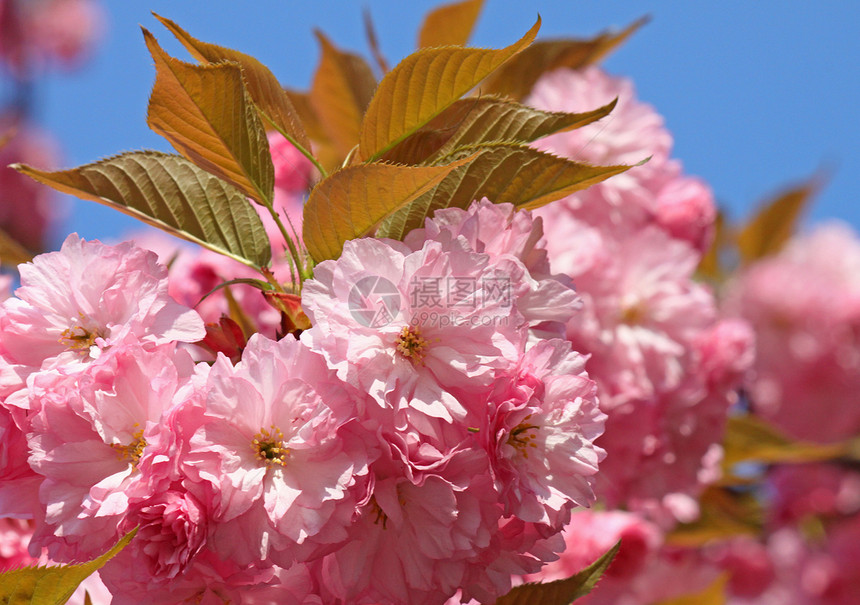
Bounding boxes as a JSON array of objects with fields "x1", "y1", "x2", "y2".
[
  {"x1": 270, "y1": 131, "x2": 314, "y2": 194},
  {"x1": 737, "y1": 520, "x2": 860, "y2": 605},
  {"x1": 301, "y1": 236, "x2": 527, "y2": 423},
  {"x1": 594, "y1": 320, "x2": 753, "y2": 516},
  {"x1": 550, "y1": 219, "x2": 716, "y2": 408},
  {"x1": 485, "y1": 339, "x2": 604, "y2": 526},
  {"x1": 0, "y1": 235, "x2": 204, "y2": 403},
  {"x1": 653, "y1": 175, "x2": 716, "y2": 253},
  {"x1": 22, "y1": 0, "x2": 103, "y2": 68},
  {"x1": 404, "y1": 199, "x2": 580, "y2": 340},
  {"x1": 527, "y1": 67, "x2": 716, "y2": 249},
  {"x1": 101, "y1": 489, "x2": 283, "y2": 605},
  {"x1": 97, "y1": 361, "x2": 298, "y2": 602},
  {"x1": 524, "y1": 509, "x2": 662, "y2": 584},
  {"x1": 121, "y1": 488, "x2": 208, "y2": 581},
  {"x1": 268, "y1": 130, "x2": 314, "y2": 240},
  {"x1": 524, "y1": 510, "x2": 723, "y2": 605},
  {"x1": 0, "y1": 406, "x2": 41, "y2": 517},
  {"x1": 707, "y1": 536, "x2": 776, "y2": 600},
  {"x1": 0, "y1": 518, "x2": 41, "y2": 569},
  {"x1": 404, "y1": 199, "x2": 553, "y2": 279},
  {"x1": 527, "y1": 66, "x2": 675, "y2": 220},
  {"x1": 26, "y1": 342, "x2": 195, "y2": 561},
  {"x1": 538, "y1": 199, "x2": 752, "y2": 512},
  {"x1": 176, "y1": 333, "x2": 371, "y2": 568},
  {"x1": 316, "y1": 449, "x2": 501, "y2": 605},
  {"x1": 0, "y1": 0, "x2": 101, "y2": 73},
  {"x1": 767, "y1": 463, "x2": 860, "y2": 527}
]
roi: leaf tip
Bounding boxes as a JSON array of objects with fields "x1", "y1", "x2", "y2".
[
  {"x1": 528, "y1": 14, "x2": 542, "y2": 42},
  {"x1": 633, "y1": 14, "x2": 653, "y2": 29},
  {"x1": 140, "y1": 26, "x2": 172, "y2": 63},
  {"x1": 140, "y1": 25, "x2": 162, "y2": 55},
  {"x1": 312, "y1": 28, "x2": 329, "y2": 45},
  {"x1": 150, "y1": 12, "x2": 173, "y2": 30},
  {"x1": 607, "y1": 96, "x2": 619, "y2": 112},
  {"x1": 8, "y1": 162, "x2": 42, "y2": 180}
]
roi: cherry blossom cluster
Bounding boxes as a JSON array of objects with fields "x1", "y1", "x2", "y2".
[
  {"x1": 0, "y1": 0, "x2": 102, "y2": 72},
  {"x1": 527, "y1": 66, "x2": 753, "y2": 521},
  {"x1": 0, "y1": 194, "x2": 608, "y2": 603},
  {"x1": 520, "y1": 68, "x2": 860, "y2": 605}
]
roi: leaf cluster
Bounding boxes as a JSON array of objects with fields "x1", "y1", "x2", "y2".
[{"x1": 12, "y1": 0, "x2": 643, "y2": 280}]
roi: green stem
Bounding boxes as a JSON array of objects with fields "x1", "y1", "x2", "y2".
[{"x1": 264, "y1": 201, "x2": 314, "y2": 283}]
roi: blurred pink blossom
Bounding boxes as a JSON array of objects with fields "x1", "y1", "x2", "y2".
[
  {"x1": 725, "y1": 222, "x2": 860, "y2": 443},
  {"x1": 0, "y1": 115, "x2": 61, "y2": 252}
]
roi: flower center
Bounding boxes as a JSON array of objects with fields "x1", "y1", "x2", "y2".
[
  {"x1": 507, "y1": 415, "x2": 540, "y2": 459},
  {"x1": 620, "y1": 300, "x2": 647, "y2": 325},
  {"x1": 395, "y1": 325, "x2": 428, "y2": 364},
  {"x1": 60, "y1": 314, "x2": 104, "y2": 354},
  {"x1": 111, "y1": 427, "x2": 146, "y2": 470},
  {"x1": 252, "y1": 425, "x2": 289, "y2": 467}
]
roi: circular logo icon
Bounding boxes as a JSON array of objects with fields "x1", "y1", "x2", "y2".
[{"x1": 348, "y1": 276, "x2": 401, "y2": 328}]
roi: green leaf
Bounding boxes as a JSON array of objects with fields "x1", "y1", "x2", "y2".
[
  {"x1": 666, "y1": 486, "x2": 762, "y2": 547},
  {"x1": 721, "y1": 414, "x2": 846, "y2": 471},
  {"x1": 152, "y1": 14, "x2": 312, "y2": 155},
  {"x1": 302, "y1": 159, "x2": 470, "y2": 262},
  {"x1": 736, "y1": 176, "x2": 821, "y2": 264},
  {"x1": 13, "y1": 152, "x2": 272, "y2": 268},
  {"x1": 310, "y1": 30, "x2": 377, "y2": 158},
  {"x1": 0, "y1": 226, "x2": 34, "y2": 267},
  {"x1": 381, "y1": 95, "x2": 617, "y2": 165},
  {"x1": 358, "y1": 18, "x2": 541, "y2": 162},
  {"x1": 481, "y1": 16, "x2": 648, "y2": 100},
  {"x1": 0, "y1": 528, "x2": 136, "y2": 605},
  {"x1": 376, "y1": 143, "x2": 631, "y2": 241},
  {"x1": 657, "y1": 574, "x2": 728, "y2": 605},
  {"x1": 143, "y1": 28, "x2": 275, "y2": 206},
  {"x1": 417, "y1": 0, "x2": 485, "y2": 48},
  {"x1": 492, "y1": 540, "x2": 620, "y2": 604}
]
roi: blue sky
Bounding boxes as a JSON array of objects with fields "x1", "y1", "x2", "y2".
[{"x1": 29, "y1": 1, "x2": 860, "y2": 245}]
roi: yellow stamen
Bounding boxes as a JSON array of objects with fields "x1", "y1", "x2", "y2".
[
  {"x1": 395, "y1": 325, "x2": 428, "y2": 365},
  {"x1": 59, "y1": 313, "x2": 103, "y2": 354},
  {"x1": 620, "y1": 301, "x2": 646, "y2": 325},
  {"x1": 252, "y1": 425, "x2": 289, "y2": 467},
  {"x1": 507, "y1": 415, "x2": 540, "y2": 459},
  {"x1": 111, "y1": 426, "x2": 146, "y2": 470}
]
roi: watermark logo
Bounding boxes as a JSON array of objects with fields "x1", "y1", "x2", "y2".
[
  {"x1": 348, "y1": 274, "x2": 513, "y2": 328},
  {"x1": 348, "y1": 276, "x2": 401, "y2": 328}
]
